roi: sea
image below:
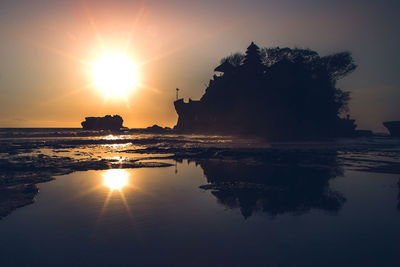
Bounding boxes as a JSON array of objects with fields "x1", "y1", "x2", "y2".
[{"x1": 0, "y1": 128, "x2": 400, "y2": 266}]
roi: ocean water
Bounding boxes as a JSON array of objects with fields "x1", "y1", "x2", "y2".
[
  {"x1": 0, "y1": 162, "x2": 399, "y2": 266},
  {"x1": 1, "y1": 129, "x2": 400, "y2": 266}
]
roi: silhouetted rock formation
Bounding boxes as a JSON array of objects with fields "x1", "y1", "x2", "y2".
[
  {"x1": 174, "y1": 42, "x2": 357, "y2": 139},
  {"x1": 81, "y1": 115, "x2": 124, "y2": 130},
  {"x1": 354, "y1": 129, "x2": 373, "y2": 137},
  {"x1": 383, "y1": 121, "x2": 400, "y2": 137},
  {"x1": 144, "y1": 124, "x2": 172, "y2": 133}
]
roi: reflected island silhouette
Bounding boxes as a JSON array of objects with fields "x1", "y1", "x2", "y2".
[{"x1": 196, "y1": 150, "x2": 345, "y2": 219}]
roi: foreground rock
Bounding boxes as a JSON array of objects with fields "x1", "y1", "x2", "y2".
[{"x1": 0, "y1": 184, "x2": 38, "y2": 219}]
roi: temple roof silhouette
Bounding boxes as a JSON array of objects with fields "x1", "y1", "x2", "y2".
[
  {"x1": 247, "y1": 41, "x2": 259, "y2": 50},
  {"x1": 214, "y1": 61, "x2": 234, "y2": 73}
]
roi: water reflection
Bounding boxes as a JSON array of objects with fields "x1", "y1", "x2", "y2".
[
  {"x1": 99, "y1": 169, "x2": 135, "y2": 221},
  {"x1": 102, "y1": 134, "x2": 125, "y2": 140},
  {"x1": 196, "y1": 151, "x2": 345, "y2": 218},
  {"x1": 103, "y1": 169, "x2": 129, "y2": 191}
]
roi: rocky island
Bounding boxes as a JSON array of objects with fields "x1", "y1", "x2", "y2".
[
  {"x1": 174, "y1": 42, "x2": 357, "y2": 140},
  {"x1": 383, "y1": 121, "x2": 400, "y2": 137},
  {"x1": 81, "y1": 115, "x2": 125, "y2": 130}
]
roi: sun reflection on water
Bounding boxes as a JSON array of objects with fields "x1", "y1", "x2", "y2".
[
  {"x1": 103, "y1": 134, "x2": 126, "y2": 140},
  {"x1": 103, "y1": 169, "x2": 129, "y2": 191}
]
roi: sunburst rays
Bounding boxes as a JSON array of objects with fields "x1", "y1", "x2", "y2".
[
  {"x1": 10, "y1": 0, "x2": 227, "y2": 109},
  {"x1": 89, "y1": 167, "x2": 132, "y2": 220},
  {"x1": 96, "y1": 168, "x2": 138, "y2": 224}
]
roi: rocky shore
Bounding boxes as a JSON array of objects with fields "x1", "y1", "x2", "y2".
[{"x1": 1, "y1": 132, "x2": 399, "y2": 219}]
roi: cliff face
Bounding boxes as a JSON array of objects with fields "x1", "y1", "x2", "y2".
[
  {"x1": 174, "y1": 99, "x2": 207, "y2": 131},
  {"x1": 81, "y1": 115, "x2": 124, "y2": 130}
]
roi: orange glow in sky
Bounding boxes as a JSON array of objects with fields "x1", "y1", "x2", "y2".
[{"x1": 0, "y1": 0, "x2": 399, "y2": 131}]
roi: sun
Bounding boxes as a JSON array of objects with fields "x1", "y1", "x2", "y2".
[{"x1": 91, "y1": 52, "x2": 138, "y2": 97}]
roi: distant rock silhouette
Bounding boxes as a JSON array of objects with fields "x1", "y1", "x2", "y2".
[
  {"x1": 144, "y1": 124, "x2": 172, "y2": 133},
  {"x1": 174, "y1": 42, "x2": 357, "y2": 139},
  {"x1": 383, "y1": 121, "x2": 400, "y2": 137},
  {"x1": 81, "y1": 115, "x2": 124, "y2": 130}
]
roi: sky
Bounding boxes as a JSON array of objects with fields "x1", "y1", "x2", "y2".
[{"x1": 0, "y1": 0, "x2": 399, "y2": 131}]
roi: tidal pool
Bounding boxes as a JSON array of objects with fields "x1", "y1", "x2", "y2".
[{"x1": 1, "y1": 160, "x2": 400, "y2": 266}]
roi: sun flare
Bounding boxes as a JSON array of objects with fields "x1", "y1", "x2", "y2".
[
  {"x1": 91, "y1": 53, "x2": 138, "y2": 97},
  {"x1": 103, "y1": 169, "x2": 129, "y2": 191}
]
